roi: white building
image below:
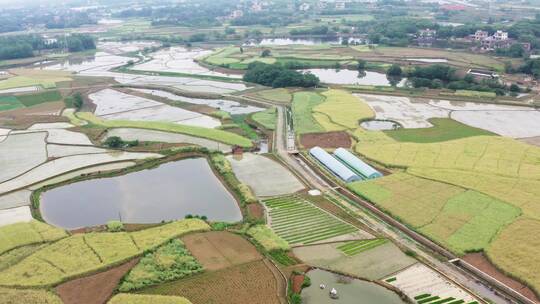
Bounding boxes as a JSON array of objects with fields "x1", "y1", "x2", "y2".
[{"x1": 493, "y1": 30, "x2": 508, "y2": 41}]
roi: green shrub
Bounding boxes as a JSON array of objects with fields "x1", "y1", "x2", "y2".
[
  {"x1": 119, "y1": 239, "x2": 203, "y2": 292},
  {"x1": 107, "y1": 221, "x2": 124, "y2": 232}
]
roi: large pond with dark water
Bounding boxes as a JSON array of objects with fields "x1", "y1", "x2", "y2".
[
  {"x1": 302, "y1": 269, "x2": 406, "y2": 304},
  {"x1": 305, "y1": 69, "x2": 407, "y2": 86},
  {"x1": 40, "y1": 158, "x2": 242, "y2": 229}
]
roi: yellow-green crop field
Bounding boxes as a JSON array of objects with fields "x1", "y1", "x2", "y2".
[
  {"x1": 108, "y1": 294, "x2": 193, "y2": 304},
  {"x1": 349, "y1": 173, "x2": 520, "y2": 255},
  {"x1": 0, "y1": 287, "x2": 62, "y2": 304},
  {"x1": 313, "y1": 89, "x2": 374, "y2": 130},
  {"x1": 486, "y1": 218, "x2": 540, "y2": 293},
  {"x1": 0, "y1": 69, "x2": 72, "y2": 90},
  {"x1": 252, "y1": 88, "x2": 292, "y2": 104},
  {"x1": 0, "y1": 220, "x2": 67, "y2": 255},
  {"x1": 247, "y1": 225, "x2": 290, "y2": 251},
  {"x1": 75, "y1": 112, "x2": 253, "y2": 148},
  {"x1": 0, "y1": 219, "x2": 210, "y2": 287}
]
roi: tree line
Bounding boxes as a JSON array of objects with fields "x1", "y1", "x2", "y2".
[
  {"x1": 0, "y1": 34, "x2": 96, "y2": 61},
  {"x1": 243, "y1": 62, "x2": 320, "y2": 88}
]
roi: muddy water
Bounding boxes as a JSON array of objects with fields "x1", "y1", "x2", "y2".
[
  {"x1": 361, "y1": 120, "x2": 401, "y2": 131},
  {"x1": 302, "y1": 269, "x2": 406, "y2": 304},
  {"x1": 40, "y1": 158, "x2": 242, "y2": 229},
  {"x1": 305, "y1": 69, "x2": 407, "y2": 86}
]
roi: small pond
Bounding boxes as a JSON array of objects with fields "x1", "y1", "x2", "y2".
[
  {"x1": 361, "y1": 120, "x2": 401, "y2": 131},
  {"x1": 302, "y1": 269, "x2": 406, "y2": 304},
  {"x1": 40, "y1": 158, "x2": 242, "y2": 229},
  {"x1": 305, "y1": 69, "x2": 407, "y2": 87}
]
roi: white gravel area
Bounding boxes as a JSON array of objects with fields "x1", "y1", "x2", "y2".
[
  {"x1": 132, "y1": 47, "x2": 242, "y2": 79},
  {"x1": 45, "y1": 52, "x2": 132, "y2": 73},
  {"x1": 47, "y1": 144, "x2": 108, "y2": 158},
  {"x1": 28, "y1": 122, "x2": 74, "y2": 130},
  {"x1": 0, "y1": 206, "x2": 33, "y2": 227},
  {"x1": 0, "y1": 190, "x2": 31, "y2": 209},
  {"x1": 385, "y1": 263, "x2": 477, "y2": 302},
  {"x1": 134, "y1": 89, "x2": 263, "y2": 115},
  {"x1": 89, "y1": 88, "x2": 161, "y2": 115},
  {"x1": 0, "y1": 132, "x2": 47, "y2": 183},
  {"x1": 105, "y1": 128, "x2": 232, "y2": 152},
  {"x1": 0, "y1": 86, "x2": 40, "y2": 94},
  {"x1": 357, "y1": 93, "x2": 540, "y2": 138},
  {"x1": 451, "y1": 110, "x2": 540, "y2": 138},
  {"x1": 0, "y1": 152, "x2": 162, "y2": 194},
  {"x1": 91, "y1": 89, "x2": 220, "y2": 128},
  {"x1": 356, "y1": 94, "x2": 448, "y2": 128},
  {"x1": 227, "y1": 153, "x2": 305, "y2": 197}
]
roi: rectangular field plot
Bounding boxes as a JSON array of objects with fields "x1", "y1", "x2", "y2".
[
  {"x1": 263, "y1": 195, "x2": 357, "y2": 245},
  {"x1": 385, "y1": 263, "x2": 478, "y2": 304},
  {"x1": 337, "y1": 238, "x2": 388, "y2": 256}
]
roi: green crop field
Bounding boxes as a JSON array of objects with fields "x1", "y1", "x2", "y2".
[
  {"x1": 0, "y1": 220, "x2": 67, "y2": 255},
  {"x1": 120, "y1": 239, "x2": 203, "y2": 292},
  {"x1": 384, "y1": 118, "x2": 495, "y2": 143},
  {"x1": 16, "y1": 90, "x2": 62, "y2": 107},
  {"x1": 263, "y1": 195, "x2": 357, "y2": 245},
  {"x1": 251, "y1": 107, "x2": 277, "y2": 130},
  {"x1": 0, "y1": 96, "x2": 24, "y2": 111},
  {"x1": 348, "y1": 173, "x2": 520, "y2": 255},
  {"x1": 337, "y1": 239, "x2": 388, "y2": 256},
  {"x1": 291, "y1": 91, "x2": 325, "y2": 134},
  {"x1": 253, "y1": 88, "x2": 292, "y2": 104},
  {"x1": 414, "y1": 293, "x2": 478, "y2": 304},
  {"x1": 0, "y1": 219, "x2": 210, "y2": 287},
  {"x1": 76, "y1": 112, "x2": 253, "y2": 148}
]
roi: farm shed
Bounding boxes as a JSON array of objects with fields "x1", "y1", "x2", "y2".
[
  {"x1": 309, "y1": 147, "x2": 361, "y2": 183},
  {"x1": 333, "y1": 148, "x2": 382, "y2": 179}
]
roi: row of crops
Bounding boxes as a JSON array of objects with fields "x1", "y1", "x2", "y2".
[
  {"x1": 263, "y1": 195, "x2": 357, "y2": 245},
  {"x1": 336, "y1": 239, "x2": 388, "y2": 256},
  {"x1": 414, "y1": 293, "x2": 479, "y2": 304}
]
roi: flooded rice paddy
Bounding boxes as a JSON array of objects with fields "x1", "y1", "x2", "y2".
[
  {"x1": 40, "y1": 158, "x2": 242, "y2": 229},
  {"x1": 245, "y1": 37, "x2": 366, "y2": 46},
  {"x1": 301, "y1": 269, "x2": 406, "y2": 304},
  {"x1": 134, "y1": 89, "x2": 263, "y2": 115},
  {"x1": 306, "y1": 69, "x2": 406, "y2": 86}
]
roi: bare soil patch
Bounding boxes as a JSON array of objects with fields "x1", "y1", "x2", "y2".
[
  {"x1": 519, "y1": 136, "x2": 540, "y2": 147},
  {"x1": 182, "y1": 231, "x2": 262, "y2": 271},
  {"x1": 140, "y1": 260, "x2": 284, "y2": 304},
  {"x1": 463, "y1": 253, "x2": 540, "y2": 303},
  {"x1": 0, "y1": 102, "x2": 67, "y2": 129},
  {"x1": 291, "y1": 274, "x2": 305, "y2": 293},
  {"x1": 247, "y1": 203, "x2": 265, "y2": 220},
  {"x1": 300, "y1": 131, "x2": 351, "y2": 149},
  {"x1": 56, "y1": 258, "x2": 139, "y2": 304}
]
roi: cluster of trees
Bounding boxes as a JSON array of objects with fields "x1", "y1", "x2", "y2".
[
  {"x1": 243, "y1": 62, "x2": 320, "y2": 88},
  {"x1": 519, "y1": 58, "x2": 540, "y2": 79},
  {"x1": 103, "y1": 136, "x2": 139, "y2": 149},
  {"x1": 66, "y1": 35, "x2": 96, "y2": 52},
  {"x1": 403, "y1": 64, "x2": 510, "y2": 95},
  {"x1": 0, "y1": 34, "x2": 96, "y2": 61},
  {"x1": 290, "y1": 25, "x2": 332, "y2": 36}
]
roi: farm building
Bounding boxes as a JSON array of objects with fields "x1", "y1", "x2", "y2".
[
  {"x1": 333, "y1": 148, "x2": 382, "y2": 179},
  {"x1": 309, "y1": 147, "x2": 361, "y2": 183}
]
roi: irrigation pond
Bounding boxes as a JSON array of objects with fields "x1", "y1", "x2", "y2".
[
  {"x1": 301, "y1": 269, "x2": 406, "y2": 304},
  {"x1": 40, "y1": 158, "x2": 242, "y2": 229},
  {"x1": 360, "y1": 120, "x2": 401, "y2": 131}
]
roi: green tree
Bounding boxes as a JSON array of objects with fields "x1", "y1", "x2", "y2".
[
  {"x1": 73, "y1": 92, "x2": 83, "y2": 109},
  {"x1": 261, "y1": 49, "x2": 271, "y2": 57},
  {"x1": 357, "y1": 59, "x2": 366, "y2": 71},
  {"x1": 386, "y1": 64, "x2": 402, "y2": 77}
]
